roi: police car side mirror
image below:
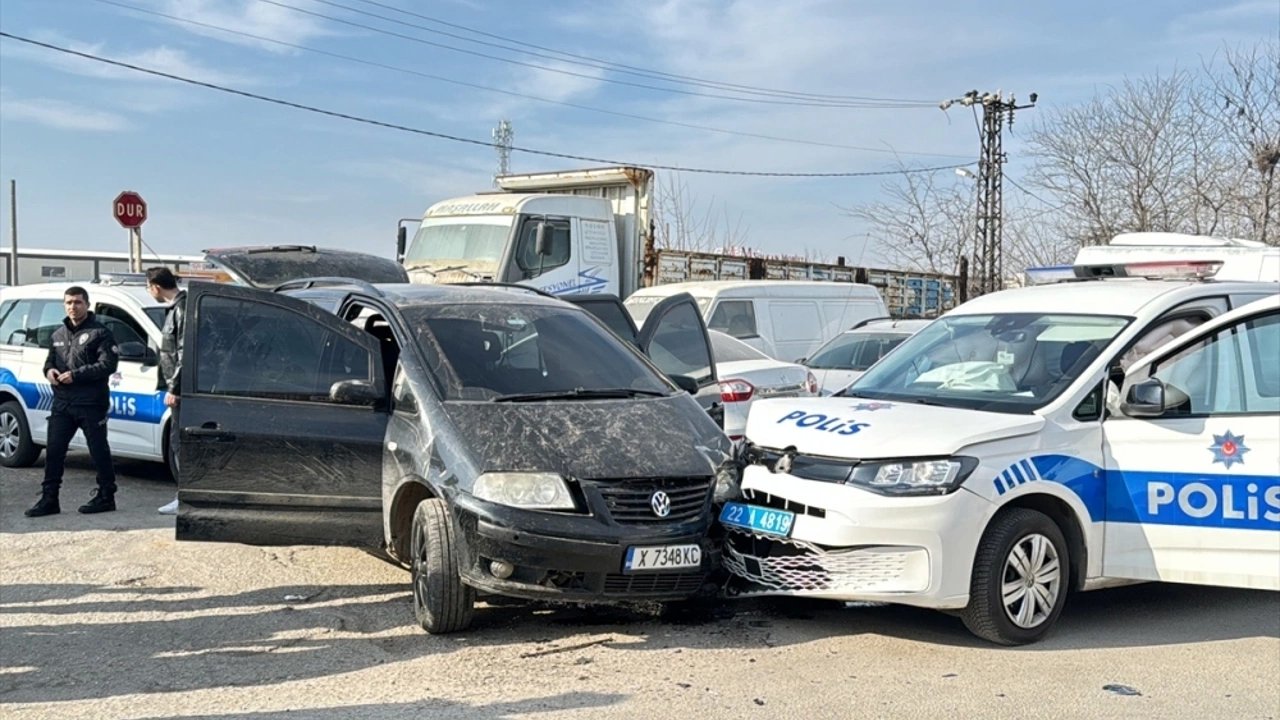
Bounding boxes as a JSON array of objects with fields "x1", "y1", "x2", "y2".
[
  {"x1": 117, "y1": 341, "x2": 156, "y2": 366},
  {"x1": 1121, "y1": 378, "x2": 1167, "y2": 417},
  {"x1": 330, "y1": 379, "x2": 382, "y2": 406}
]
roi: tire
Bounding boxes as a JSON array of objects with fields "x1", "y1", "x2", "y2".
[
  {"x1": 410, "y1": 498, "x2": 475, "y2": 633},
  {"x1": 163, "y1": 421, "x2": 179, "y2": 482},
  {"x1": 961, "y1": 508, "x2": 1069, "y2": 646},
  {"x1": 0, "y1": 400, "x2": 40, "y2": 468}
]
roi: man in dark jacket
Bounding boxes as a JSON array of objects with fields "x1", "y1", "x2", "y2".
[
  {"x1": 146, "y1": 267, "x2": 184, "y2": 515},
  {"x1": 25, "y1": 286, "x2": 120, "y2": 517}
]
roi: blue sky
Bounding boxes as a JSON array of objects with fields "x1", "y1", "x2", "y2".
[{"x1": 0, "y1": 0, "x2": 1275, "y2": 266}]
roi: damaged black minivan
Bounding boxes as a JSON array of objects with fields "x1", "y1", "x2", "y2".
[{"x1": 174, "y1": 280, "x2": 735, "y2": 632}]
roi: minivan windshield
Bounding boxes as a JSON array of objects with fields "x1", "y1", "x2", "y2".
[
  {"x1": 624, "y1": 294, "x2": 712, "y2": 328},
  {"x1": 400, "y1": 303, "x2": 674, "y2": 402},
  {"x1": 846, "y1": 313, "x2": 1130, "y2": 413}
]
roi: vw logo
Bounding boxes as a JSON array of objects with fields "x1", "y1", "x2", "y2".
[
  {"x1": 650, "y1": 491, "x2": 672, "y2": 518},
  {"x1": 773, "y1": 453, "x2": 794, "y2": 475}
]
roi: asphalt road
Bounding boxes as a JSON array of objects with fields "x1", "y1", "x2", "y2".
[{"x1": 1, "y1": 452, "x2": 1278, "y2": 719}]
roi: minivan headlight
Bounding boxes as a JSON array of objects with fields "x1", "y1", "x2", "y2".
[
  {"x1": 847, "y1": 457, "x2": 978, "y2": 496},
  {"x1": 473, "y1": 472, "x2": 576, "y2": 510}
]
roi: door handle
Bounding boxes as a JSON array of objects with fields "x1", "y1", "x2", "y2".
[{"x1": 186, "y1": 423, "x2": 235, "y2": 442}]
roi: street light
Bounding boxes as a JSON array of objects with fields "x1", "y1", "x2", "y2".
[{"x1": 955, "y1": 167, "x2": 977, "y2": 180}]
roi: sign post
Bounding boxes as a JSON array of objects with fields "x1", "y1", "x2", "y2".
[{"x1": 112, "y1": 190, "x2": 147, "y2": 272}]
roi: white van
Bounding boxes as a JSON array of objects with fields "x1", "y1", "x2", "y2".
[{"x1": 624, "y1": 281, "x2": 888, "y2": 361}]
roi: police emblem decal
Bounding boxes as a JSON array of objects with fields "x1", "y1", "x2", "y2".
[
  {"x1": 1209, "y1": 431, "x2": 1249, "y2": 469},
  {"x1": 650, "y1": 491, "x2": 671, "y2": 517}
]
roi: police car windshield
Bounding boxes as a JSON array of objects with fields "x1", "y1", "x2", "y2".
[
  {"x1": 400, "y1": 303, "x2": 674, "y2": 402},
  {"x1": 848, "y1": 313, "x2": 1130, "y2": 413}
]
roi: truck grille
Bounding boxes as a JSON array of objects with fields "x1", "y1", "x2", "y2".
[{"x1": 593, "y1": 477, "x2": 712, "y2": 524}]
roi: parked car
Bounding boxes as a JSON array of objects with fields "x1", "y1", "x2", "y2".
[
  {"x1": 804, "y1": 318, "x2": 932, "y2": 394},
  {"x1": 724, "y1": 265, "x2": 1277, "y2": 645},
  {"x1": 175, "y1": 280, "x2": 737, "y2": 633},
  {"x1": 201, "y1": 245, "x2": 408, "y2": 288},
  {"x1": 624, "y1": 281, "x2": 888, "y2": 362},
  {"x1": 708, "y1": 331, "x2": 817, "y2": 441}
]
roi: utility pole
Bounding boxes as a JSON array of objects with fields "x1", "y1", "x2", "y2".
[
  {"x1": 941, "y1": 90, "x2": 1037, "y2": 297},
  {"x1": 8, "y1": 180, "x2": 17, "y2": 285},
  {"x1": 492, "y1": 119, "x2": 513, "y2": 185}
]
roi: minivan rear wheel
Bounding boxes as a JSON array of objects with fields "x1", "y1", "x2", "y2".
[
  {"x1": 0, "y1": 400, "x2": 39, "y2": 468},
  {"x1": 410, "y1": 498, "x2": 475, "y2": 634},
  {"x1": 961, "y1": 507, "x2": 1068, "y2": 645}
]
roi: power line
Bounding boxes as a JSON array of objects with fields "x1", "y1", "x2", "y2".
[
  {"x1": 253, "y1": 0, "x2": 929, "y2": 109},
  {"x1": 0, "y1": 32, "x2": 975, "y2": 178},
  {"x1": 87, "y1": 0, "x2": 970, "y2": 158},
  {"x1": 321, "y1": 0, "x2": 937, "y2": 106}
]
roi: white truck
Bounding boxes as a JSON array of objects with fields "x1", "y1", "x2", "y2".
[{"x1": 395, "y1": 166, "x2": 959, "y2": 316}]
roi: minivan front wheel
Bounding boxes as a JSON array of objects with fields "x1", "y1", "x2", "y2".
[
  {"x1": 410, "y1": 498, "x2": 475, "y2": 634},
  {"x1": 0, "y1": 400, "x2": 39, "y2": 467},
  {"x1": 961, "y1": 508, "x2": 1068, "y2": 645}
]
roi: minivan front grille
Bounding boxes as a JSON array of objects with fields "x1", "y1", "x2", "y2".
[
  {"x1": 592, "y1": 477, "x2": 712, "y2": 524},
  {"x1": 603, "y1": 572, "x2": 705, "y2": 595}
]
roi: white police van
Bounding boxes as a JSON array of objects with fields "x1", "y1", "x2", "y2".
[
  {"x1": 722, "y1": 260, "x2": 1279, "y2": 644},
  {"x1": 0, "y1": 279, "x2": 175, "y2": 477}
]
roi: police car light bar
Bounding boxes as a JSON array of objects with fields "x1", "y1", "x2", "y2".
[
  {"x1": 1073, "y1": 260, "x2": 1224, "y2": 280},
  {"x1": 1024, "y1": 265, "x2": 1077, "y2": 285}
]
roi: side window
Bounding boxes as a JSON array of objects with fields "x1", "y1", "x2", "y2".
[
  {"x1": 1244, "y1": 312, "x2": 1280, "y2": 401},
  {"x1": 1118, "y1": 314, "x2": 1209, "y2": 371},
  {"x1": 647, "y1": 303, "x2": 714, "y2": 383},
  {"x1": 769, "y1": 301, "x2": 821, "y2": 343},
  {"x1": 194, "y1": 296, "x2": 372, "y2": 402},
  {"x1": 514, "y1": 218, "x2": 571, "y2": 278},
  {"x1": 29, "y1": 301, "x2": 66, "y2": 349},
  {"x1": 94, "y1": 304, "x2": 147, "y2": 348},
  {"x1": 707, "y1": 300, "x2": 758, "y2": 339},
  {"x1": 1148, "y1": 315, "x2": 1280, "y2": 415},
  {"x1": 0, "y1": 300, "x2": 26, "y2": 346}
]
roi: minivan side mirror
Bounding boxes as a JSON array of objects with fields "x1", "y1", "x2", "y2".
[
  {"x1": 668, "y1": 374, "x2": 700, "y2": 395},
  {"x1": 330, "y1": 379, "x2": 382, "y2": 406},
  {"x1": 1121, "y1": 378, "x2": 1167, "y2": 417}
]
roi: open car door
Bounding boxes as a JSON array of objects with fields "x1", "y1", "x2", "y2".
[
  {"x1": 176, "y1": 282, "x2": 389, "y2": 547},
  {"x1": 1103, "y1": 297, "x2": 1280, "y2": 589},
  {"x1": 634, "y1": 293, "x2": 723, "y2": 425},
  {"x1": 560, "y1": 293, "x2": 641, "y2": 345}
]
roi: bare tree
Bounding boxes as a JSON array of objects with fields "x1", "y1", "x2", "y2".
[
  {"x1": 1204, "y1": 41, "x2": 1280, "y2": 243},
  {"x1": 652, "y1": 172, "x2": 750, "y2": 251},
  {"x1": 841, "y1": 161, "x2": 975, "y2": 275}
]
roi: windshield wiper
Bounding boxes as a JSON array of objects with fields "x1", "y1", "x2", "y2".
[{"x1": 492, "y1": 387, "x2": 670, "y2": 403}]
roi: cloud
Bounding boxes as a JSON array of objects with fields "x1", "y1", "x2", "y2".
[
  {"x1": 0, "y1": 96, "x2": 131, "y2": 132},
  {"x1": 145, "y1": 0, "x2": 337, "y2": 53},
  {"x1": 1, "y1": 31, "x2": 256, "y2": 86},
  {"x1": 1168, "y1": 0, "x2": 1278, "y2": 41}
]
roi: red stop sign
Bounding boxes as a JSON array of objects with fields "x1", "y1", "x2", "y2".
[{"x1": 113, "y1": 191, "x2": 147, "y2": 229}]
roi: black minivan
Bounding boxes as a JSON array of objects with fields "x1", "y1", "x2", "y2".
[{"x1": 174, "y1": 280, "x2": 735, "y2": 632}]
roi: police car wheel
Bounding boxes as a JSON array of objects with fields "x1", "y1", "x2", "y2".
[
  {"x1": 0, "y1": 400, "x2": 40, "y2": 468},
  {"x1": 961, "y1": 508, "x2": 1068, "y2": 646},
  {"x1": 410, "y1": 498, "x2": 475, "y2": 634}
]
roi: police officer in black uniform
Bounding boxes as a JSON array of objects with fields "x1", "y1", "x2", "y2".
[{"x1": 25, "y1": 286, "x2": 121, "y2": 517}]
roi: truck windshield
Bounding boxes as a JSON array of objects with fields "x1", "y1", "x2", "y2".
[
  {"x1": 400, "y1": 303, "x2": 674, "y2": 402},
  {"x1": 404, "y1": 218, "x2": 512, "y2": 267},
  {"x1": 846, "y1": 313, "x2": 1131, "y2": 413}
]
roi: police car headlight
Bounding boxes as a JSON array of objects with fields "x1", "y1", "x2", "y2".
[
  {"x1": 473, "y1": 472, "x2": 576, "y2": 510},
  {"x1": 848, "y1": 457, "x2": 978, "y2": 496}
]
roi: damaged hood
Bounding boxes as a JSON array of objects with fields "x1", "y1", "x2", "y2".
[
  {"x1": 443, "y1": 395, "x2": 729, "y2": 479},
  {"x1": 745, "y1": 397, "x2": 1045, "y2": 459}
]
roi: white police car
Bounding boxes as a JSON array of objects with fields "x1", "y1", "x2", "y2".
[
  {"x1": 722, "y1": 261, "x2": 1278, "y2": 644},
  {"x1": 0, "y1": 279, "x2": 176, "y2": 477}
]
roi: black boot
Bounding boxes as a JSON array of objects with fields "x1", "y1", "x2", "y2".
[
  {"x1": 78, "y1": 489, "x2": 116, "y2": 514},
  {"x1": 25, "y1": 494, "x2": 60, "y2": 518}
]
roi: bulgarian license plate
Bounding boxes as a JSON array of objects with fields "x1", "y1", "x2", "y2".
[
  {"x1": 719, "y1": 502, "x2": 795, "y2": 537},
  {"x1": 623, "y1": 544, "x2": 702, "y2": 573}
]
